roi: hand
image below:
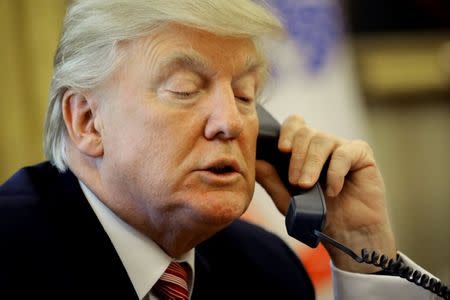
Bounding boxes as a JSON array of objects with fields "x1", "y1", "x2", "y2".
[{"x1": 255, "y1": 115, "x2": 397, "y2": 273}]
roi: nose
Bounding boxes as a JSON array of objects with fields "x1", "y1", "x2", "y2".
[{"x1": 204, "y1": 84, "x2": 244, "y2": 140}]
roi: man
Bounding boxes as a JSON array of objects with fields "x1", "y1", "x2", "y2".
[{"x1": 0, "y1": 0, "x2": 443, "y2": 299}]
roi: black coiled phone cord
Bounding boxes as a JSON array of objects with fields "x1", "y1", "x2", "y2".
[{"x1": 314, "y1": 230, "x2": 450, "y2": 299}]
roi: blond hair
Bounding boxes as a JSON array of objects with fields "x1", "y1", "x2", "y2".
[{"x1": 44, "y1": 0, "x2": 284, "y2": 171}]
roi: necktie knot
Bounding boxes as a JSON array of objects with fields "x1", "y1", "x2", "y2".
[{"x1": 152, "y1": 261, "x2": 191, "y2": 300}]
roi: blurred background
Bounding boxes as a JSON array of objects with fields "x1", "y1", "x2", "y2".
[{"x1": 0, "y1": 0, "x2": 449, "y2": 299}]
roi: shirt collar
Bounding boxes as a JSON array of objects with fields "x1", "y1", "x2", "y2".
[{"x1": 79, "y1": 180, "x2": 195, "y2": 300}]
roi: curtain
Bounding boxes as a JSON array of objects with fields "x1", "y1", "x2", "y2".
[{"x1": 0, "y1": 0, "x2": 66, "y2": 182}]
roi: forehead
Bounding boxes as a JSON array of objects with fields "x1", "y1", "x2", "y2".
[{"x1": 126, "y1": 23, "x2": 265, "y2": 75}]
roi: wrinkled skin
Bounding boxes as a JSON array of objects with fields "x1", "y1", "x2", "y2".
[{"x1": 63, "y1": 23, "x2": 396, "y2": 272}]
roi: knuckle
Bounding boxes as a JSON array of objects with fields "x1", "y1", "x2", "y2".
[
  {"x1": 291, "y1": 151, "x2": 304, "y2": 161},
  {"x1": 291, "y1": 137, "x2": 306, "y2": 153},
  {"x1": 326, "y1": 168, "x2": 344, "y2": 184},
  {"x1": 310, "y1": 132, "x2": 330, "y2": 146},
  {"x1": 292, "y1": 126, "x2": 311, "y2": 141},
  {"x1": 333, "y1": 146, "x2": 348, "y2": 158},
  {"x1": 326, "y1": 167, "x2": 340, "y2": 177},
  {"x1": 306, "y1": 153, "x2": 323, "y2": 166},
  {"x1": 352, "y1": 139, "x2": 369, "y2": 147},
  {"x1": 352, "y1": 139, "x2": 374, "y2": 155},
  {"x1": 332, "y1": 146, "x2": 351, "y2": 165},
  {"x1": 287, "y1": 114, "x2": 305, "y2": 124}
]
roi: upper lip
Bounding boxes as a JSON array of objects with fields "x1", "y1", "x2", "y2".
[{"x1": 201, "y1": 158, "x2": 242, "y2": 174}]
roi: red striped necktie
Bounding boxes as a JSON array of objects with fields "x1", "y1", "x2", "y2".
[{"x1": 152, "y1": 261, "x2": 191, "y2": 300}]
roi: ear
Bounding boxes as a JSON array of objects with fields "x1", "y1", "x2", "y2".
[{"x1": 62, "y1": 90, "x2": 104, "y2": 157}]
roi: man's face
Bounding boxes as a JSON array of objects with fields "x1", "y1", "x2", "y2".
[{"x1": 95, "y1": 24, "x2": 263, "y2": 243}]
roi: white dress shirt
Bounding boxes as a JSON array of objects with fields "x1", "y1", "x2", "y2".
[
  {"x1": 79, "y1": 181, "x2": 195, "y2": 300},
  {"x1": 80, "y1": 180, "x2": 441, "y2": 300},
  {"x1": 331, "y1": 253, "x2": 440, "y2": 299}
]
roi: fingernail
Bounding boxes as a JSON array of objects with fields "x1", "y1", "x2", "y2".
[
  {"x1": 298, "y1": 174, "x2": 311, "y2": 185},
  {"x1": 280, "y1": 139, "x2": 291, "y2": 149}
]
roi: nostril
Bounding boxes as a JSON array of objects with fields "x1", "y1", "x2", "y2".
[{"x1": 203, "y1": 102, "x2": 244, "y2": 140}]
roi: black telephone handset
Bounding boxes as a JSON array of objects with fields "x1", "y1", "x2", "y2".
[
  {"x1": 255, "y1": 104, "x2": 449, "y2": 299},
  {"x1": 256, "y1": 104, "x2": 326, "y2": 248}
]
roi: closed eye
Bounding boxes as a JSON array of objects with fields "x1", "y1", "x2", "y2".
[
  {"x1": 235, "y1": 96, "x2": 253, "y2": 103},
  {"x1": 171, "y1": 91, "x2": 199, "y2": 98}
]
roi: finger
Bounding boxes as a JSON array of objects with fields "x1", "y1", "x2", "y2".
[
  {"x1": 325, "y1": 147, "x2": 351, "y2": 197},
  {"x1": 288, "y1": 126, "x2": 312, "y2": 185},
  {"x1": 326, "y1": 140, "x2": 375, "y2": 197},
  {"x1": 278, "y1": 114, "x2": 306, "y2": 152},
  {"x1": 298, "y1": 133, "x2": 339, "y2": 188},
  {"x1": 255, "y1": 160, "x2": 291, "y2": 215}
]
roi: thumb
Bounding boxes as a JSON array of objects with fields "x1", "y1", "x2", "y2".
[{"x1": 255, "y1": 160, "x2": 291, "y2": 215}]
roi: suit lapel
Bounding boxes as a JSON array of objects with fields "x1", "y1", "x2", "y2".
[
  {"x1": 191, "y1": 252, "x2": 212, "y2": 299},
  {"x1": 40, "y1": 164, "x2": 138, "y2": 299}
]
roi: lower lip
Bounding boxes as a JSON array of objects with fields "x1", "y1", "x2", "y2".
[{"x1": 196, "y1": 171, "x2": 242, "y2": 186}]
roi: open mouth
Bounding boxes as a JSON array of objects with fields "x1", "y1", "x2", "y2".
[
  {"x1": 207, "y1": 165, "x2": 236, "y2": 174},
  {"x1": 198, "y1": 160, "x2": 242, "y2": 184}
]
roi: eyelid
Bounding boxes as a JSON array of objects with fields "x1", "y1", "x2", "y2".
[
  {"x1": 235, "y1": 95, "x2": 254, "y2": 103},
  {"x1": 171, "y1": 90, "x2": 199, "y2": 97},
  {"x1": 173, "y1": 67, "x2": 203, "y2": 79},
  {"x1": 162, "y1": 73, "x2": 202, "y2": 92},
  {"x1": 233, "y1": 74, "x2": 256, "y2": 90},
  {"x1": 164, "y1": 90, "x2": 201, "y2": 101},
  {"x1": 233, "y1": 84, "x2": 256, "y2": 104}
]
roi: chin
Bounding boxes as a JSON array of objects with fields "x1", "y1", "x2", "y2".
[{"x1": 191, "y1": 194, "x2": 250, "y2": 227}]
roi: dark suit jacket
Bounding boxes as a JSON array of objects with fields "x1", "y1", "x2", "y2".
[{"x1": 0, "y1": 162, "x2": 315, "y2": 299}]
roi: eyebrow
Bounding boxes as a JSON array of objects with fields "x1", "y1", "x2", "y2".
[
  {"x1": 154, "y1": 51, "x2": 266, "y2": 84},
  {"x1": 155, "y1": 52, "x2": 215, "y2": 82},
  {"x1": 235, "y1": 55, "x2": 267, "y2": 81},
  {"x1": 232, "y1": 55, "x2": 268, "y2": 94}
]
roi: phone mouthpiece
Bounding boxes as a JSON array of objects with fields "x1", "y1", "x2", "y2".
[{"x1": 285, "y1": 184, "x2": 326, "y2": 248}]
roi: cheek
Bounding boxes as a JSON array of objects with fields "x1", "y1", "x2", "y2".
[
  {"x1": 100, "y1": 108, "x2": 164, "y2": 179},
  {"x1": 122, "y1": 114, "x2": 199, "y2": 185},
  {"x1": 244, "y1": 118, "x2": 259, "y2": 158},
  {"x1": 241, "y1": 120, "x2": 258, "y2": 183},
  {"x1": 100, "y1": 119, "x2": 187, "y2": 208}
]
